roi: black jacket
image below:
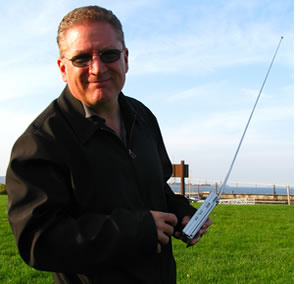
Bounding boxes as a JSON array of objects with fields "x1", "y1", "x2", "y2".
[{"x1": 6, "y1": 87, "x2": 195, "y2": 283}]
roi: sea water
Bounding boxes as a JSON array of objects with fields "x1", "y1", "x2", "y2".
[{"x1": 169, "y1": 183, "x2": 294, "y2": 195}]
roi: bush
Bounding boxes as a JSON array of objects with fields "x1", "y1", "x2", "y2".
[{"x1": 0, "y1": 184, "x2": 6, "y2": 195}]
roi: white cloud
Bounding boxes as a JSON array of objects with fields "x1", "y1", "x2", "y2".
[{"x1": 126, "y1": 0, "x2": 293, "y2": 76}]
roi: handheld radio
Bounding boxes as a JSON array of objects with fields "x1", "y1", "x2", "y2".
[{"x1": 181, "y1": 37, "x2": 284, "y2": 243}]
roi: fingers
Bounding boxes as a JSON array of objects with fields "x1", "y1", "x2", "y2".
[
  {"x1": 204, "y1": 217, "x2": 213, "y2": 228},
  {"x1": 150, "y1": 212, "x2": 213, "y2": 252},
  {"x1": 181, "y1": 216, "x2": 191, "y2": 226},
  {"x1": 156, "y1": 242, "x2": 161, "y2": 254},
  {"x1": 163, "y1": 212, "x2": 178, "y2": 227},
  {"x1": 187, "y1": 218, "x2": 213, "y2": 247},
  {"x1": 198, "y1": 217, "x2": 212, "y2": 236},
  {"x1": 150, "y1": 211, "x2": 178, "y2": 253}
]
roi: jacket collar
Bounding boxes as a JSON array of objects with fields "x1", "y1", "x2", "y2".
[{"x1": 57, "y1": 86, "x2": 137, "y2": 145}]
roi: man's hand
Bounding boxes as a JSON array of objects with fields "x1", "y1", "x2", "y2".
[
  {"x1": 150, "y1": 211, "x2": 178, "y2": 253},
  {"x1": 175, "y1": 217, "x2": 212, "y2": 247}
]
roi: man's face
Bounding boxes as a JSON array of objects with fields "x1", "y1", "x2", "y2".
[{"x1": 57, "y1": 21, "x2": 128, "y2": 110}]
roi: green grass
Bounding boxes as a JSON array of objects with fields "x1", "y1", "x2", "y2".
[
  {"x1": 173, "y1": 203, "x2": 294, "y2": 283},
  {"x1": 0, "y1": 196, "x2": 293, "y2": 283},
  {"x1": 0, "y1": 196, "x2": 53, "y2": 283}
]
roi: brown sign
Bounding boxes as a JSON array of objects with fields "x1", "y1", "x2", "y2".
[{"x1": 172, "y1": 164, "x2": 189, "y2": 178}]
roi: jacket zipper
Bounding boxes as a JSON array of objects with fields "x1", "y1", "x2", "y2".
[
  {"x1": 97, "y1": 113, "x2": 137, "y2": 160},
  {"x1": 127, "y1": 114, "x2": 137, "y2": 159},
  {"x1": 128, "y1": 149, "x2": 136, "y2": 159}
]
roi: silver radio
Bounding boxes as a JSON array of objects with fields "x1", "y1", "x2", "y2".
[{"x1": 181, "y1": 36, "x2": 283, "y2": 243}]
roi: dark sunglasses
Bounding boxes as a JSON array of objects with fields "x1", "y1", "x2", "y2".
[{"x1": 64, "y1": 49, "x2": 124, "y2": 67}]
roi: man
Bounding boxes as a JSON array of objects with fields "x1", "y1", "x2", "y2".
[{"x1": 6, "y1": 6, "x2": 211, "y2": 284}]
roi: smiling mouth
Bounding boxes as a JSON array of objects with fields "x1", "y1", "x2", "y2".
[
  {"x1": 93, "y1": 76, "x2": 112, "y2": 82},
  {"x1": 89, "y1": 79, "x2": 111, "y2": 86}
]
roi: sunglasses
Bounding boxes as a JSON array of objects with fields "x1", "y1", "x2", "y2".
[{"x1": 64, "y1": 49, "x2": 124, "y2": 68}]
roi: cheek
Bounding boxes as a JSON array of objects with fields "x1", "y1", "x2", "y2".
[{"x1": 68, "y1": 70, "x2": 87, "y2": 87}]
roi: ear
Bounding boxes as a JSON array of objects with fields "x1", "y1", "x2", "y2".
[
  {"x1": 123, "y1": 48, "x2": 129, "y2": 74},
  {"x1": 57, "y1": 58, "x2": 68, "y2": 82}
]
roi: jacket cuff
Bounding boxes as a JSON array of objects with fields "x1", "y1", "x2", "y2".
[{"x1": 136, "y1": 210, "x2": 158, "y2": 255}]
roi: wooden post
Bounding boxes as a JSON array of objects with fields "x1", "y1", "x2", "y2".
[
  {"x1": 171, "y1": 161, "x2": 188, "y2": 197},
  {"x1": 180, "y1": 160, "x2": 185, "y2": 196},
  {"x1": 287, "y1": 185, "x2": 291, "y2": 206},
  {"x1": 197, "y1": 184, "x2": 200, "y2": 198},
  {"x1": 273, "y1": 184, "x2": 276, "y2": 200},
  {"x1": 215, "y1": 183, "x2": 218, "y2": 195},
  {"x1": 189, "y1": 176, "x2": 192, "y2": 198}
]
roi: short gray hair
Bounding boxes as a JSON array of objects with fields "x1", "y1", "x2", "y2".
[{"x1": 57, "y1": 6, "x2": 126, "y2": 57}]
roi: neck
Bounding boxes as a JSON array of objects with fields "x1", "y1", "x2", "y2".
[
  {"x1": 94, "y1": 100, "x2": 122, "y2": 136},
  {"x1": 95, "y1": 100, "x2": 119, "y2": 120}
]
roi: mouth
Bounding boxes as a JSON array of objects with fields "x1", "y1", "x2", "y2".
[{"x1": 89, "y1": 79, "x2": 111, "y2": 87}]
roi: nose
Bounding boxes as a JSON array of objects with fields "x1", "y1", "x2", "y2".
[{"x1": 89, "y1": 55, "x2": 107, "y2": 75}]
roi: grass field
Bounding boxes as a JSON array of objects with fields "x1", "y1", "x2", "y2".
[
  {"x1": 0, "y1": 195, "x2": 294, "y2": 283},
  {"x1": 173, "y1": 203, "x2": 294, "y2": 283}
]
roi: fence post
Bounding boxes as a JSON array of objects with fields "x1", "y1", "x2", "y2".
[
  {"x1": 287, "y1": 185, "x2": 291, "y2": 206},
  {"x1": 180, "y1": 160, "x2": 185, "y2": 196},
  {"x1": 273, "y1": 184, "x2": 276, "y2": 200},
  {"x1": 189, "y1": 176, "x2": 192, "y2": 198}
]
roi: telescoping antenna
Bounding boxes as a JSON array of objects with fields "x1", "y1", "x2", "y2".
[
  {"x1": 182, "y1": 36, "x2": 284, "y2": 242},
  {"x1": 217, "y1": 36, "x2": 284, "y2": 199}
]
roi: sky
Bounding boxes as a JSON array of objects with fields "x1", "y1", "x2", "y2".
[{"x1": 0, "y1": 0, "x2": 294, "y2": 186}]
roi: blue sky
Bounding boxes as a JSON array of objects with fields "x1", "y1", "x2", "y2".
[{"x1": 0, "y1": 0, "x2": 294, "y2": 185}]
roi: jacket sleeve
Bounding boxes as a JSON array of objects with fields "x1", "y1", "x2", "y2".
[{"x1": 6, "y1": 133, "x2": 158, "y2": 274}]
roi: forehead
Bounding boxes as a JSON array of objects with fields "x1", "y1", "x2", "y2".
[{"x1": 64, "y1": 22, "x2": 120, "y2": 54}]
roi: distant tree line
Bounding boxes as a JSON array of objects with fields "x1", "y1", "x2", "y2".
[{"x1": 0, "y1": 184, "x2": 6, "y2": 195}]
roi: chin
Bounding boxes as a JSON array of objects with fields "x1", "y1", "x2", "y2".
[{"x1": 90, "y1": 89, "x2": 117, "y2": 105}]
